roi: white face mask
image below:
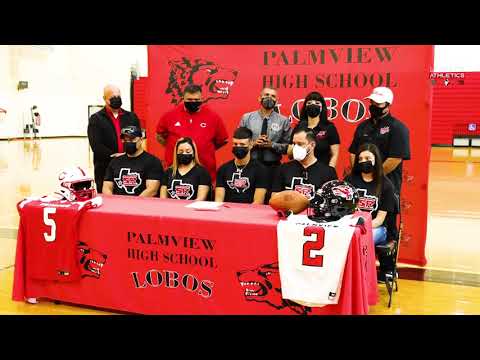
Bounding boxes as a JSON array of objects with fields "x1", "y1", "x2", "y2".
[{"x1": 293, "y1": 144, "x2": 309, "y2": 161}]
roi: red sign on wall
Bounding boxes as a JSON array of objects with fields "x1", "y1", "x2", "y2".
[
  {"x1": 431, "y1": 72, "x2": 480, "y2": 144},
  {"x1": 142, "y1": 45, "x2": 434, "y2": 266}
]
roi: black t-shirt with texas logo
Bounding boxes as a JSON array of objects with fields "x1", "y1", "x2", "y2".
[
  {"x1": 293, "y1": 120, "x2": 340, "y2": 166},
  {"x1": 104, "y1": 151, "x2": 164, "y2": 196},
  {"x1": 163, "y1": 164, "x2": 212, "y2": 200},
  {"x1": 216, "y1": 159, "x2": 269, "y2": 203},
  {"x1": 271, "y1": 160, "x2": 338, "y2": 201},
  {"x1": 344, "y1": 173, "x2": 397, "y2": 219}
]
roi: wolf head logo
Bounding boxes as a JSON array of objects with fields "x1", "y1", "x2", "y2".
[{"x1": 166, "y1": 57, "x2": 238, "y2": 105}]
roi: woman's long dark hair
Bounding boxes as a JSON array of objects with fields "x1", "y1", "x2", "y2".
[
  {"x1": 299, "y1": 91, "x2": 329, "y2": 126},
  {"x1": 351, "y1": 143, "x2": 384, "y2": 198}
]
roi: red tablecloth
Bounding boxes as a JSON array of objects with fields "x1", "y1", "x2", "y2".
[{"x1": 13, "y1": 196, "x2": 378, "y2": 315}]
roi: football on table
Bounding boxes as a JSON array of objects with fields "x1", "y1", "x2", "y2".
[{"x1": 269, "y1": 190, "x2": 310, "y2": 215}]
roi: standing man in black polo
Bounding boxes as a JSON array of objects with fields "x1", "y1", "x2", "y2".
[
  {"x1": 349, "y1": 87, "x2": 410, "y2": 280},
  {"x1": 87, "y1": 84, "x2": 141, "y2": 193},
  {"x1": 349, "y1": 87, "x2": 411, "y2": 196},
  {"x1": 239, "y1": 87, "x2": 292, "y2": 202}
]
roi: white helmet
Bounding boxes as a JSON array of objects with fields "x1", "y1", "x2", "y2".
[{"x1": 57, "y1": 166, "x2": 96, "y2": 201}]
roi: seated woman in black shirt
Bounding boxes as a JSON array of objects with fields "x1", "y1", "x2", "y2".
[
  {"x1": 289, "y1": 91, "x2": 340, "y2": 169},
  {"x1": 160, "y1": 137, "x2": 211, "y2": 201},
  {"x1": 345, "y1": 143, "x2": 397, "y2": 246}
]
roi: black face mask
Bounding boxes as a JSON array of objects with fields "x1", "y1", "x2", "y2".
[
  {"x1": 306, "y1": 104, "x2": 321, "y2": 118},
  {"x1": 232, "y1": 146, "x2": 249, "y2": 159},
  {"x1": 357, "y1": 161, "x2": 374, "y2": 174},
  {"x1": 124, "y1": 142, "x2": 137, "y2": 155},
  {"x1": 184, "y1": 101, "x2": 202, "y2": 113},
  {"x1": 177, "y1": 153, "x2": 194, "y2": 165},
  {"x1": 369, "y1": 105, "x2": 387, "y2": 119},
  {"x1": 109, "y1": 96, "x2": 122, "y2": 110},
  {"x1": 261, "y1": 97, "x2": 276, "y2": 110}
]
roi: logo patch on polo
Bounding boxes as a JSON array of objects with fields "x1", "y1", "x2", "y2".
[
  {"x1": 316, "y1": 131, "x2": 327, "y2": 139},
  {"x1": 271, "y1": 123, "x2": 281, "y2": 132}
]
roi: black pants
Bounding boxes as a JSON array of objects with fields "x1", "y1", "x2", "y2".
[
  {"x1": 94, "y1": 161, "x2": 109, "y2": 194},
  {"x1": 379, "y1": 193, "x2": 401, "y2": 273}
]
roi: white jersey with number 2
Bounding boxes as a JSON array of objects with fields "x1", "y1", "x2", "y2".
[{"x1": 277, "y1": 214, "x2": 358, "y2": 307}]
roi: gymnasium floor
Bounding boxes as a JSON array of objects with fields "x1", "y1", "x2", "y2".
[{"x1": 0, "y1": 138, "x2": 479, "y2": 315}]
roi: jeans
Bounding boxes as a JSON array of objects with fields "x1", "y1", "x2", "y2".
[{"x1": 373, "y1": 226, "x2": 387, "y2": 246}]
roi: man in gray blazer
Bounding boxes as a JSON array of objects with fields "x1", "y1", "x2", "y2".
[{"x1": 239, "y1": 87, "x2": 292, "y2": 202}]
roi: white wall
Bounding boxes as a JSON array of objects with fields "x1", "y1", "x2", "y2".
[
  {"x1": 434, "y1": 45, "x2": 480, "y2": 72},
  {"x1": 0, "y1": 45, "x2": 148, "y2": 139},
  {"x1": 1, "y1": 45, "x2": 479, "y2": 139}
]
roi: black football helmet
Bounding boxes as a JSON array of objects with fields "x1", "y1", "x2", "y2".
[{"x1": 308, "y1": 180, "x2": 359, "y2": 222}]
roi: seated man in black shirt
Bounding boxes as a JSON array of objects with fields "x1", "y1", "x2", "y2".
[
  {"x1": 103, "y1": 126, "x2": 164, "y2": 197},
  {"x1": 271, "y1": 128, "x2": 337, "y2": 201},
  {"x1": 215, "y1": 127, "x2": 269, "y2": 204}
]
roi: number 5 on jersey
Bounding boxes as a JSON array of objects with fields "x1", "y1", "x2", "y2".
[
  {"x1": 302, "y1": 226, "x2": 325, "y2": 267},
  {"x1": 43, "y1": 207, "x2": 57, "y2": 242}
]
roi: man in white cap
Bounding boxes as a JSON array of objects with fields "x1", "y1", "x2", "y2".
[
  {"x1": 348, "y1": 86, "x2": 410, "y2": 283},
  {"x1": 348, "y1": 87, "x2": 410, "y2": 195}
]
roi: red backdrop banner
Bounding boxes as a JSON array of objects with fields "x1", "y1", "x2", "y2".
[{"x1": 143, "y1": 45, "x2": 434, "y2": 266}]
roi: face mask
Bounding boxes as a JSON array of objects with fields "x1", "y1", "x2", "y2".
[
  {"x1": 306, "y1": 104, "x2": 321, "y2": 118},
  {"x1": 357, "y1": 161, "x2": 374, "y2": 173},
  {"x1": 369, "y1": 104, "x2": 387, "y2": 119},
  {"x1": 109, "y1": 96, "x2": 122, "y2": 110},
  {"x1": 184, "y1": 101, "x2": 202, "y2": 113},
  {"x1": 177, "y1": 153, "x2": 194, "y2": 165},
  {"x1": 124, "y1": 142, "x2": 138, "y2": 155},
  {"x1": 261, "y1": 97, "x2": 276, "y2": 110},
  {"x1": 232, "y1": 146, "x2": 249, "y2": 159},
  {"x1": 293, "y1": 144, "x2": 310, "y2": 161}
]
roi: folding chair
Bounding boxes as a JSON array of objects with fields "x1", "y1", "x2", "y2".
[{"x1": 375, "y1": 193, "x2": 402, "y2": 308}]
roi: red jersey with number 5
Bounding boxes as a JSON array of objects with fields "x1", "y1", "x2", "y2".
[
  {"x1": 277, "y1": 214, "x2": 358, "y2": 307},
  {"x1": 16, "y1": 197, "x2": 93, "y2": 282}
]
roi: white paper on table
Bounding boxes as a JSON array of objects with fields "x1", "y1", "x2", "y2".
[{"x1": 185, "y1": 201, "x2": 224, "y2": 211}]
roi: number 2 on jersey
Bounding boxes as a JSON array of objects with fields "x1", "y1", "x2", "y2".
[
  {"x1": 43, "y1": 207, "x2": 57, "y2": 242},
  {"x1": 302, "y1": 226, "x2": 325, "y2": 267}
]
